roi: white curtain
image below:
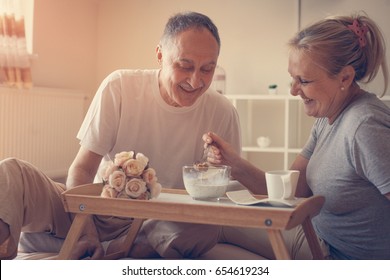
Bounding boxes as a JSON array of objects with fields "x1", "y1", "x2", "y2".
[{"x1": 0, "y1": 0, "x2": 32, "y2": 89}]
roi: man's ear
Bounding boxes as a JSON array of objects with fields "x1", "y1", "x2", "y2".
[{"x1": 340, "y1": 65, "x2": 356, "y2": 88}]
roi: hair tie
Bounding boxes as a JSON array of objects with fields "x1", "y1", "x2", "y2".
[{"x1": 347, "y1": 19, "x2": 368, "y2": 47}]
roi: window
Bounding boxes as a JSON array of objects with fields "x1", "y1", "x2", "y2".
[{"x1": 0, "y1": 0, "x2": 33, "y2": 88}]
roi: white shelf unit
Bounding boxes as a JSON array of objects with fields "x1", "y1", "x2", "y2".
[
  {"x1": 225, "y1": 94, "x2": 309, "y2": 170},
  {"x1": 225, "y1": 94, "x2": 390, "y2": 171}
]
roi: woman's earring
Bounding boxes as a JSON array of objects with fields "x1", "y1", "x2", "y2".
[{"x1": 341, "y1": 86, "x2": 345, "y2": 91}]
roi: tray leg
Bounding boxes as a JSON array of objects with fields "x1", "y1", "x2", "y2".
[
  {"x1": 57, "y1": 214, "x2": 90, "y2": 259},
  {"x1": 266, "y1": 229, "x2": 291, "y2": 260},
  {"x1": 122, "y1": 218, "x2": 145, "y2": 256},
  {"x1": 301, "y1": 217, "x2": 324, "y2": 260},
  {"x1": 103, "y1": 218, "x2": 145, "y2": 260}
]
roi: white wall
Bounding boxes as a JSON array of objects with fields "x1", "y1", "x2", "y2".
[
  {"x1": 31, "y1": 0, "x2": 99, "y2": 97},
  {"x1": 300, "y1": 0, "x2": 390, "y2": 96}
]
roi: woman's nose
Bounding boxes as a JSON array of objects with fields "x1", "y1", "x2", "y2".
[{"x1": 290, "y1": 81, "x2": 299, "y2": 96}]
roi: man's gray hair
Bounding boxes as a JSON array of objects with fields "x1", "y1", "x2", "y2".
[{"x1": 161, "y1": 11, "x2": 220, "y2": 49}]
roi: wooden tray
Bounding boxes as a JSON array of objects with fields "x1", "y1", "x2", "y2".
[{"x1": 58, "y1": 183, "x2": 325, "y2": 260}]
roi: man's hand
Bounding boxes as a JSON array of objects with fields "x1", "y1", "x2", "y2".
[{"x1": 69, "y1": 233, "x2": 104, "y2": 260}]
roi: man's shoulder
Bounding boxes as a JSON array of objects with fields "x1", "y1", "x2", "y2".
[
  {"x1": 203, "y1": 89, "x2": 234, "y2": 106},
  {"x1": 97, "y1": 69, "x2": 158, "y2": 101},
  {"x1": 106, "y1": 69, "x2": 158, "y2": 81}
]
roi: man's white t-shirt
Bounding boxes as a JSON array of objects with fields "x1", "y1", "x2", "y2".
[{"x1": 77, "y1": 69, "x2": 241, "y2": 188}]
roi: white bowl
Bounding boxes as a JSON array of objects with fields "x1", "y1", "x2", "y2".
[{"x1": 182, "y1": 165, "x2": 231, "y2": 200}]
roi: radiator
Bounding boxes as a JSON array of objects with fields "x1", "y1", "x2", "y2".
[{"x1": 0, "y1": 87, "x2": 88, "y2": 178}]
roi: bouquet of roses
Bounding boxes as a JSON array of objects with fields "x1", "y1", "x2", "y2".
[{"x1": 99, "y1": 151, "x2": 161, "y2": 200}]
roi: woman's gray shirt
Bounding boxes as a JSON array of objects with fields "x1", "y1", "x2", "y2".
[{"x1": 301, "y1": 93, "x2": 390, "y2": 259}]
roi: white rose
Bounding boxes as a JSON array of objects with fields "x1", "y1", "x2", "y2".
[
  {"x1": 98, "y1": 161, "x2": 118, "y2": 182},
  {"x1": 114, "y1": 151, "x2": 135, "y2": 167},
  {"x1": 142, "y1": 168, "x2": 157, "y2": 184},
  {"x1": 101, "y1": 185, "x2": 118, "y2": 198},
  {"x1": 124, "y1": 178, "x2": 147, "y2": 198},
  {"x1": 148, "y1": 182, "x2": 162, "y2": 199},
  {"x1": 122, "y1": 159, "x2": 145, "y2": 177},
  {"x1": 136, "y1": 153, "x2": 149, "y2": 168},
  {"x1": 108, "y1": 170, "x2": 126, "y2": 192}
]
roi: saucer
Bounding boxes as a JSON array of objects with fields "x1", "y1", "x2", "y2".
[{"x1": 226, "y1": 189, "x2": 303, "y2": 208}]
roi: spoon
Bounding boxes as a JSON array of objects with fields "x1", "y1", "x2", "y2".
[{"x1": 193, "y1": 144, "x2": 211, "y2": 170}]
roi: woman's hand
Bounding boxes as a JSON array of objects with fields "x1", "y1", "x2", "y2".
[
  {"x1": 202, "y1": 132, "x2": 268, "y2": 195},
  {"x1": 202, "y1": 132, "x2": 241, "y2": 167}
]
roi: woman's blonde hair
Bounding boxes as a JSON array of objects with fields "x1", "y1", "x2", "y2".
[{"x1": 288, "y1": 12, "x2": 388, "y2": 97}]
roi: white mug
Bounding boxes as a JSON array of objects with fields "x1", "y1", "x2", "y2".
[{"x1": 265, "y1": 170, "x2": 300, "y2": 200}]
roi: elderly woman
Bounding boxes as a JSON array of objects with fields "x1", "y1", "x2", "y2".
[{"x1": 204, "y1": 13, "x2": 390, "y2": 260}]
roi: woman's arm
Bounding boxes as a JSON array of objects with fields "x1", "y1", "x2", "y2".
[
  {"x1": 227, "y1": 156, "x2": 267, "y2": 195},
  {"x1": 204, "y1": 132, "x2": 267, "y2": 194},
  {"x1": 289, "y1": 154, "x2": 312, "y2": 198},
  {"x1": 204, "y1": 132, "x2": 313, "y2": 197}
]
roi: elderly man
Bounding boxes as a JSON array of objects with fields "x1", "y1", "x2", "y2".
[{"x1": 0, "y1": 11, "x2": 241, "y2": 259}]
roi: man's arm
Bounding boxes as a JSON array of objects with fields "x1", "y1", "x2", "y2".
[
  {"x1": 66, "y1": 146, "x2": 103, "y2": 188},
  {"x1": 65, "y1": 146, "x2": 104, "y2": 259}
]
